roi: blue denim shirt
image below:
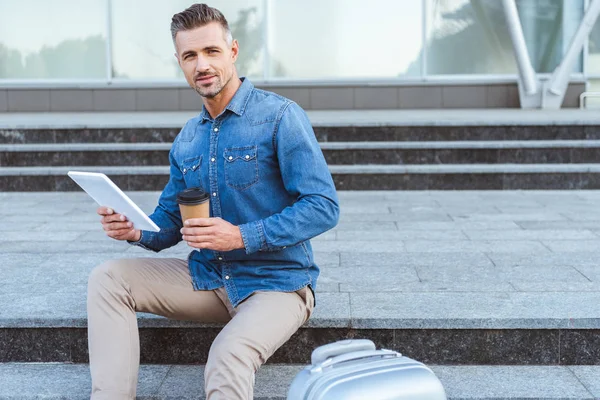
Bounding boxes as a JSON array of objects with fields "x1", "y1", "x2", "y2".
[{"x1": 134, "y1": 78, "x2": 339, "y2": 307}]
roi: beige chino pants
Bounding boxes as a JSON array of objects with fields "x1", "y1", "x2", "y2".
[{"x1": 87, "y1": 257, "x2": 314, "y2": 400}]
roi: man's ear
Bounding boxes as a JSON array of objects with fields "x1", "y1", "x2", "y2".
[
  {"x1": 174, "y1": 52, "x2": 181, "y2": 66},
  {"x1": 231, "y1": 39, "x2": 239, "y2": 63}
]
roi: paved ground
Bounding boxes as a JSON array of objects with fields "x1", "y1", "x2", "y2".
[
  {"x1": 2, "y1": 190, "x2": 600, "y2": 329},
  {"x1": 2, "y1": 363, "x2": 600, "y2": 399}
]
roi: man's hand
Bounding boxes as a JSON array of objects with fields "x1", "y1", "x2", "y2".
[
  {"x1": 97, "y1": 206, "x2": 141, "y2": 242},
  {"x1": 181, "y1": 217, "x2": 245, "y2": 251}
]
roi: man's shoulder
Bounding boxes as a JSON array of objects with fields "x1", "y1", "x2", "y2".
[{"x1": 245, "y1": 87, "x2": 298, "y2": 124}]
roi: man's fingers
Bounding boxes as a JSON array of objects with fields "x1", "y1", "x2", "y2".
[
  {"x1": 109, "y1": 229, "x2": 136, "y2": 240},
  {"x1": 182, "y1": 234, "x2": 213, "y2": 243},
  {"x1": 184, "y1": 218, "x2": 214, "y2": 227},
  {"x1": 186, "y1": 241, "x2": 212, "y2": 249},
  {"x1": 181, "y1": 227, "x2": 214, "y2": 236},
  {"x1": 97, "y1": 206, "x2": 115, "y2": 216},
  {"x1": 103, "y1": 221, "x2": 133, "y2": 231},
  {"x1": 101, "y1": 214, "x2": 128, "y2": 224}
]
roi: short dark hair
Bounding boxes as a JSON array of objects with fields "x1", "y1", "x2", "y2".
[{"x1": 170, "y1": 3, "x2": 232, "y2": 45}]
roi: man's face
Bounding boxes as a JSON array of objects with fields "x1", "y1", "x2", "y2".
[{"x1": 175, "y1": 22, "x2": 238, "y2": 99}]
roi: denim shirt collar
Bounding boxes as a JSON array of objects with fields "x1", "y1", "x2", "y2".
[{"x1": 199, "y1": 77, "x2": 254, "y2": 122}]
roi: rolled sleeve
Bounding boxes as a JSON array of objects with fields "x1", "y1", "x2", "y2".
[{"x1": 238, "y1": 219, "x2": 267, "y2": 254}]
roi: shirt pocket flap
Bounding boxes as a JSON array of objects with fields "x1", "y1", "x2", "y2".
[
  {"x1": 180, "y1": 155, "x2": 202, "y2": 175},
  {"x1": 223, "y1": 147, "x2": 257, "y2": 163}
]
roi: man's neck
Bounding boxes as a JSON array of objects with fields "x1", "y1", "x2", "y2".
[{"x1": 203, "y1": 76, "x2": 242, "y2": 119}]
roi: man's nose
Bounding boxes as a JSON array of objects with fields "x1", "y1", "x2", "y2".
[{"x1": 195, "y1": 56, "x2": 210, "y2": 72}]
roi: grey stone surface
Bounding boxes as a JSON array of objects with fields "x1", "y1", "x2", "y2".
[
  {"x1": 158, "y1": 364, "x2": 301, "y2": 399},
  {"x1": 0, "y1": 363, "x2": 170, "y2": 398},
  {"x1": 7, "y1": 90, "x2": 50, "y2": 112},
  {"x1": 404, "y1": 240, "x2": 549, "y2": 253},
  {"x1": 396, "y1": 221, "x2": 522, "y2": 230},
  {"x1": 570, "y1": 366, "x2": 600, "y2": 397},
  {"x1": 542, "y1": 240, "x2": 600, "y2": 252},
  {"x1": 5, "y1": 191, "x2": 600, "y2": 331},
  {"x1": 304, "y1": 293, "x2": 351, "y2": 328},
  {"x1": 136, "y1": 89, "x2": 180, "y2": 111},
  {"x1": 2, "y1": 109, "x2": 600, "y2": 129},
  {"x1": 1, "y1": 363, "x2": 598, "y2": 399},
  {"x1": 416, "y1": 265, "x2": 587, "y2": 284},
  {"x1": 0, "y1": 90, "x2": 7, "y2": 112},
  {"x1": 463, "y1": 229, "x2": 597, "y2": 240},
  {"x1": 311, "y1": 240, "x2": 405, "y2": 253},
  {"x1": 350, "y1": 292, "x2": 600, "y2": 328},
  {"x1": 399, "y1": 86, "x2": 443, "y2": 108},
  {"x1": 310, "y1": 87, "x2": 354, "y2": 110},
  {"x1": 341, "y1": 281, "x2": 514, "y2": 293},
  {"x1": 270, "y1": 87, "x2": 311, "y2": 109},
  {"x1": 487, "y1": 252, "x2": 600, "y2": 267},
  {"x1": 50, "y1": 90, "x2": 94, "y2": 112},
  {"x1": 334, "y1": 221, "x2": 398, "y2": 231},
  {"x1": 452, "y1": 212, "x2": 568, "y2": 221},
  {"x1": 319, "y1": 266, "x2": 419, "y2": 289},
  {"x1": 339, "y1": 252, "x2": 494, "y2": 268},
  {"x1": 354, "y1": 87, "x2": 399, "y2": 109},
  {"x1": 92, "y1": 89, "x2": 136, "y2": 112},
  {"x1": 486, "y1": 84, "x2": 510, "y2": 108},
  {"x1": 337, "y1": 230, "x2": 468, "y2": 241},
  {"x1": 432, "y1": 365, "x2": 593, "y2": 399},
  {"x1": 443, "y1": 85, "x2": 488, "y2": 109},
  {"x1": 178, "y1": 88, "x2": 203, "y2": 111}
]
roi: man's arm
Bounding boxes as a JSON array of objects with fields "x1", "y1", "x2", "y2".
[
  {"x1": 129, "y1": 142, "x2": 187, "y2": 252},
  {"x1": 238, "y1": 102, "x2": 340, "y2": 254}
]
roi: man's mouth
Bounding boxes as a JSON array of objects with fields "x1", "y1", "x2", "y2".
[{"x1": 196, "y1": 75, "x2": 216, "y2": 84}]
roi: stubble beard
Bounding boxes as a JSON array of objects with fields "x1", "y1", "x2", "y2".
[{"x1": 193, "y1": 72, "x2": 233, "y2": 99}]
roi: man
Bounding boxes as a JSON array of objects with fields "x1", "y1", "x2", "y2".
[{"x1": 88, "y1": 3, "x2": 339, "y2": 400}]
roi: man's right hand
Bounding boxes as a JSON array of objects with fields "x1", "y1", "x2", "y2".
[{"x1": 97, "y1": 206, "x2": 141, "y2": 242}]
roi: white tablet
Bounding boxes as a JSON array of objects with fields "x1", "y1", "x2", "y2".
[{"x1": 68, "y1": 171, "x2": 160, "y2": 232}]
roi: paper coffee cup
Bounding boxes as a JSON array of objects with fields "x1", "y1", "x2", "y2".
[{"x1": 176, "y1": 188, "x2": 210, "y2": 223}]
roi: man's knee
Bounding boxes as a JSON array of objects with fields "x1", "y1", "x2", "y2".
[
  {"x1": 88, "y1": 259, "x2": 131, "y2": 296},
  {"x1": 206, "y1": 333, "x2": 263, "y2": 373}
]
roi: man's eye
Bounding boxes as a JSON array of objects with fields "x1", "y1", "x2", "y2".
[{"x1": 208, "y1": 50, "x2": 218, "y2": 54}]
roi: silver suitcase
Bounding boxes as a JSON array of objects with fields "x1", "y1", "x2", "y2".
[{"x1": 287, "y1": 339, "x2": 447, "y2": 400}]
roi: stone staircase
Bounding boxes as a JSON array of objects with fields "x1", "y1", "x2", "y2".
[
  {"x1": 3, "y1": 111, "x2": 600, "y2": 398},
  {"x1": 3, "y1": 188, "x2": 600, "y2": 398},
  {"x1": 1, "y1": 110, "x2": 600, "y2": 191}
]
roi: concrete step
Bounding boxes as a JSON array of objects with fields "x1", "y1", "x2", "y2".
[
  {"x1": 2, "y1": 125, "x2": 600, "y2": 144},
  {"x1": 3, "y1": 190, "x2": 600, "y2": 367},
  {"x1": 4, "y1": 164, "x2": 600, "y2": 190},
  {"x1": 3, "y1": 141, "x2": 600, "y2": 166},
  {"x1": 1, "y1": 363, "x2": 599, "y2": 399}
]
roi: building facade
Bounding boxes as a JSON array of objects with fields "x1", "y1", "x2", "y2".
[{"x1": 0, "y1": 0, "x2": 599, "y2": 111}]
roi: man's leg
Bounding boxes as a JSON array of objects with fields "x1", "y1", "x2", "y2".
[
  {"x1": 205, "y1": 287, "x2": 314, "y2": 400},
  {"x1": 87, "y1": 257, "x2": 231, "y2": 400}
]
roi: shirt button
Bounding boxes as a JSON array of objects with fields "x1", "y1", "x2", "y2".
[
  {"x1": 211, "y1": 158, "x2": 215, "y2": 162},
  {"x1": 218, "y1": 257, "x2": 223, "y2": 261},
  {"x1": 225, "y1": 275, "x2": 230, "y2": 280},
  {"x1": 212, "y1": 192, "x2": 216, "y2": 197},
  {"x1": 245, "y1": 155, "x2": 250, "y2": 159},
  {"x1": 228, "y1": 156, "x2": 233, "y2": 160},
  {"x1": 214, "y1": 128, "x2": 219, "y2": 132}
]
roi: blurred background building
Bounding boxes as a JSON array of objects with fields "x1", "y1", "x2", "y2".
[{"x1": 1, "y1": 0, "x2": 599, "y2": 111}]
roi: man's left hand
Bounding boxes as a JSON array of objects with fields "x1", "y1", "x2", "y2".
[{"x1": 181, "y1": 217, "x2": 245, "y2": 252}]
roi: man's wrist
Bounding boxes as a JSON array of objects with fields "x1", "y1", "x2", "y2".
[{"x1": 235, "y1": 226, "x2": 246, "y2": 250}]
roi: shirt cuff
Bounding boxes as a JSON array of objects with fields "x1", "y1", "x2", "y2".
[
  {"x1": 127, "y1": 230, "x2": 154, "y2": 251},
  {"x1": 238, "y1": 220, "x2": 266, "y2": 254}
]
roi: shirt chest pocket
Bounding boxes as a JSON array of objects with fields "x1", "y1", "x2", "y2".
[
  {"x1": 180, "y1": 155, "x2": 202, "y2": 188},
  {"x1": 223, "y1": 146, "x2": 258, "y2": 190}
]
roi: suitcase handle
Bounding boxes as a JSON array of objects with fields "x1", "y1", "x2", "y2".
[
  {"x1": 310, "y1": 349, "x2": 401, "y2": 374},
  {"x1": 311, "y1": 339, "x2": 376, "y2": 365}
]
